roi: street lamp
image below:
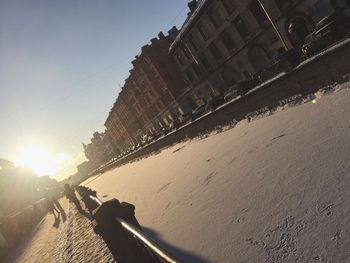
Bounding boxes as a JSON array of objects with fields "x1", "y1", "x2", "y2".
[{"x1": 257, "y1": 0, "x2": 289, "y2": 51}]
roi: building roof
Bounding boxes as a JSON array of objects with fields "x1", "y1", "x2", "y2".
[{"x1": 169, "y1": 0, "x2": 209, "y2": 53}]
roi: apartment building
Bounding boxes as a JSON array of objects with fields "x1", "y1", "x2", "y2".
[
  {"x1": 105, "y1": 31, "x2": 186, "y2": 151},
  {"x1": 104, "y1": 93, "x2": 136, "y2": 152},
  {"x1": 169, "y1": 0, "x2": 340, "y2": 110}
]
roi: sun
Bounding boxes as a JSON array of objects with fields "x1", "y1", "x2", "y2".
[{"x1": 15, "y1": 144, "x2": 57, "y2": 176}]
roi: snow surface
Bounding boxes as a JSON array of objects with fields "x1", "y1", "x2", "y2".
[
  {"x1": 83, "y1": 82, "x2": 350, "y2": 263},
  {"x1": 5, "y1": 198, "x2": 114, "y2": 263}
]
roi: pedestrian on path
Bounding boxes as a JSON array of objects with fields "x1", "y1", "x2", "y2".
[
  {"x1": 46, "y1": 198, "x2": 60, "y2": 218},
  {"x1": 64, "y1": 184, "x2": 82, "y2": 211},
  {"x1": 51, "y1": 196, "x2": 63, "y2": 212}
]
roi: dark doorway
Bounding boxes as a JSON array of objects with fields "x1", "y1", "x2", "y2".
[
  {"x1": 222, "y1": 66, "x2": 238, "y2": 87},
  {"x1": 248, "y1": 45, "x2": 270, "y2": 72},
  {"x1": 186, "y1": 97, "x2": 197, "y2": 109}
]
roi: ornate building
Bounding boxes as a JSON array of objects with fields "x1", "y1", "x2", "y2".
[
  {"x1": 169, "y1": 0, "x2": 346, "y2": 110},
  {"x1": 83, "y1": 131, "x2": 117, "y2": 168}
]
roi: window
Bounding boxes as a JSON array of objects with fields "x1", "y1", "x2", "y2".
[
  {"x1": 144, "y1": 56, "x2": 151, "y2": 65},
  {"x1": 182, "y1": 45, "x2": 191, "y2": 60},
  {"x1": 192, "y1": 63, "x2": 203, "y2": 79},
  {"x1": 233, "y1": 16, "x2": 252, "y2": 42},
  {"x1": 197, "y1": 21, "x2": 210, "y2": 41},
  {"x1": 221, "y1": 0, "x2": 236, "y2": 14},
  {"x1": 275, "y1": 0, "x2": 294, "y2": 12},
  {"x1": 268, "y1": 31, "x2": 279, "y2": 43},
  {"x1": 162, "y1": 93, "x2": 172, "y2": 104},
  {"x1": 151, "y1": 88, "x2": 158, "y2": 98},
  {"x1": 249, "y1": 0, "x2": 268, "y2": 27},
  {"x1": 199, "y1": 52, "x2": 211, "y2": 69},
  {"x1": 243, "y1": 70, "x2": 251, "y2": 79},
  {"x1": 175, "y1": 51, "x2": 187, "y2": 66},
  {"x1": 188, "y1": 34, "x2": 200, "y2": 51},
  {"x1": 148, "y1": 73, "x2": 163, "y2": 90},
  {"x1": 186, "y1": 97, "x2": 197, "y2": 109},
  {"x1": 220, "y1": 28, "x2": 236, "y2": 51},
  {"x1": 208, "y1": 42, "x2": 222, "y2": 61},
  {"x1": 207, "y1": 8, "x2": 223, "y2": 28},
  {"x1": 185, "y1": 68, "x2": 196, "y2": 83},
  {"x1": 154, "y1": 76, "x2": 163, "y2": 89},
  {"x1": 158, "y1": 101, "x2": 164, "y2": 110}
]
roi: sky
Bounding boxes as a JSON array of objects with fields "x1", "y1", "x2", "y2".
[{"x1": 0, "y1": 0, "x2": 189, "y2": 180}]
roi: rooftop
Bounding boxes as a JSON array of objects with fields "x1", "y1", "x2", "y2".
[{"x1": 169, "y1": 0, "x2": 209, "y2": 53}]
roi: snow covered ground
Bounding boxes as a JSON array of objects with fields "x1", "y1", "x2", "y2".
[
  {"x1": 83, "y1": 82, "x2": 350, "y2": 263},
  {"x1": 5, "y1": 198, "x2": 114, "y2": 263}
]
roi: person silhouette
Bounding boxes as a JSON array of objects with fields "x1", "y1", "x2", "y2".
[
  {"x1": 46, "y1": 198, "x2": 60, "y2": 218},
  {"x1": 63, "y1": 184, "x2": 82, "y2": 211},
  {"x1": 51, "y1": 196, "x2": 63, "y2": 211}
]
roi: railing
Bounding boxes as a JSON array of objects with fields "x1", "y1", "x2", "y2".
[{"x1": 79, "y1": 188, "x2": 182, "y2": 263}]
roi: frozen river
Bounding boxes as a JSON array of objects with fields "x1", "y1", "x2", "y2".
[{"x1": 83, "y1": 83, "x2": 350, "y2": 262}]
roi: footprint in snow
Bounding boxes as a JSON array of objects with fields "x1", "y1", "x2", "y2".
[
  {"x1": 165, "y1": 202, "x2": 172, "y2": 210},
  {"x1": 266, "y1": 134, "x2": 286, "y2": 148},
  {"x1": 173, "y1": 145, "x2": 186, "y2": 153},
  {"x1": 157, "y1": 182, "x2": 172, "y2": 193},
  {"x1": 271, "y1": 134, "x2": 285, "y2": 141},
  {"x1": 202, "y1": 172, "x2": 217, "y2": 186},
  {"x1": 229, "y1": 157, "x2": 237, "y2": 164}
]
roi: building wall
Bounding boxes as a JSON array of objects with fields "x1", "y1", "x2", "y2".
[
  {"x1": 170, "y1": 0, "x2": 339, "y2": 110},
  {"x1": 105, "y1": 32, "x2": 186, "y2": 151},
  {"x1": 105, "y1": 96, "x2": 136, "y2": 153},
  {"x1": 103, "y1": 0, "x2": 346, "y2": 153}
]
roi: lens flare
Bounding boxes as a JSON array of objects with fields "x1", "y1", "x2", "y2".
[{"x1": 15, "y1": 144, "x2": 68, "y2": 176}]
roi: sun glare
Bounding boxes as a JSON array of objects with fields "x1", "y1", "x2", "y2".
[{"x1": 15, "y1": 144, "x2": 67, "y2": 176}]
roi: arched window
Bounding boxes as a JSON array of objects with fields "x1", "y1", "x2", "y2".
[
  {"x1": 186, "y1": 97, "x2": 197, "y2": 109},
  {"x1": 222, "y1": 66, "x2": 238, "y2": 87},
  {"x1": 331, "y1": 0, "x2": 350, "y2": 17},
  {"x1": 248, "y1": 45, "x2": 270, "y2": 72}
]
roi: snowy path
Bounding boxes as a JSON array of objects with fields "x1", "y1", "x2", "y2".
[
  {"x1": 83, "y1": 84, "x2": 350, "y2": 262},
  {"x1": 6, "y1": 198, "x2": 114, "y2": 263}
]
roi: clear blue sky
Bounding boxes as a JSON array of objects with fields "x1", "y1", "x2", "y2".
[{"x1": 0, "y1": 0, "x2": 189, "y2": 179}]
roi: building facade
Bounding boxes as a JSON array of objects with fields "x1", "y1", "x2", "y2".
[
  {"x1": 83, "y1": 131, "x2": 117, "y2": 168},
  {"x1": 105, "y1": 31, "x2": 187, "y2": 151},
  {"x1": 98, "y1": 0, "x2": 349, "y2": 155},
  {"x1": 169, "y1": 0, "x2": 346, "y2": 110}
]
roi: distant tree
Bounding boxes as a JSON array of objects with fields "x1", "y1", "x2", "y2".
[{"x1": 0, "y1": 160, "x2": 59, "y2": 216}]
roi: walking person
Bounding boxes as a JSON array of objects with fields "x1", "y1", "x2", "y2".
[
  {"x1": 64, "y1": 184, "x2": 82, "y2": 211},
  {"x1": 46, "y1": 198, "x2": 60, "y2": 218},
  {"x1": 51, "y1": 196, "x2": 63, "y2": 212}
]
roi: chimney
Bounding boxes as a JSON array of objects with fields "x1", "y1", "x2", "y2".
[
  {"x1": 150, "y1": 38, "x2": 157, "y2": 45},
  {"x1": 141, "y1": 44, "x2": 149, "y2": 52},
  {"x1": 158, "y1": 31, "x2": 165, "y2": 39},
  {"x1": 168, "y1": 26, "x2": 178, "y2": 39},
  {"x1": 188, "y1": 0, "x2": 197, "y2": 13}
]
